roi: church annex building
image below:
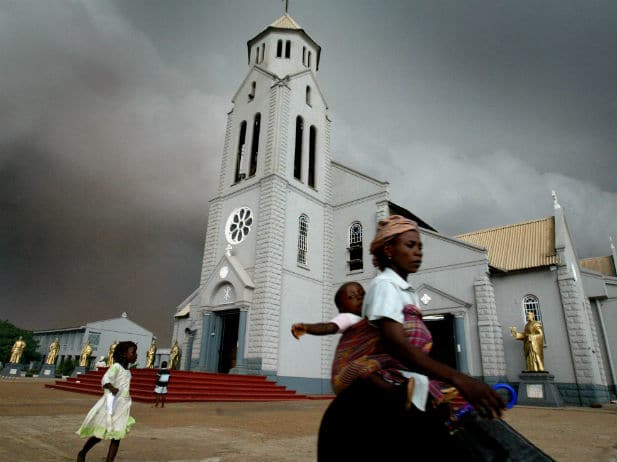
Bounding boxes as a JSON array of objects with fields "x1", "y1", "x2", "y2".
[{"x1": 171, "y1": 13, "x2": 616, "y2": 405}]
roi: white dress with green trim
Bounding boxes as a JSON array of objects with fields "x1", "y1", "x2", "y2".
[{"x1": 76, "y1": 362, "x2": 135, "y2": 440}]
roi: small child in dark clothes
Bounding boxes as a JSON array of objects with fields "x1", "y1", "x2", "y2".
[{"x1": 153, "y1": 361, "x2": 171, "y2": 408}]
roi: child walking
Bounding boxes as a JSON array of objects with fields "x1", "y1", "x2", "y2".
[
  {"x1": 153, "y1": 361, "x2": 171, "y2": 408},
  {"x1": 76, "y1": 341, "x2": 138, "y2": 462}
]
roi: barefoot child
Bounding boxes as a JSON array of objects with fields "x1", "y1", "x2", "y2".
[
  {"x1": 76, "y1": 341, "x2": 137, "y2": 462},
  {"x1": 292, "y1": 282, "x2": 424, "y2": 411},
  {"x1": 153, "y1": 361, "x2": 171, "y2": 408}
]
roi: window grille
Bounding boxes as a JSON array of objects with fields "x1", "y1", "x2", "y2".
[
  {"x1": 522, "y1": 295, "x2": 542, "y2": 324},
  {"x1": 297, "y1": 214, "x2": 308, "y2": 265},
  {"x1": 348, "y1": 221, "x2": 363, "y2": 271}
]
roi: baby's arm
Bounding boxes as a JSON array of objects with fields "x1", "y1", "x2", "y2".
[{"x1": 291, "y1": 322, "x2": 339, "y2": 339}]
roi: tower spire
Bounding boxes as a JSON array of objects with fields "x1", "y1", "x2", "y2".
[{"x1": 284, "y1": 0, "x2": 289, "y2": 14}]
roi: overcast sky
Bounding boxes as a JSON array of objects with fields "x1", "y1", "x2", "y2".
[{"x1": 1, "y1": 0, "x2": 615, "y2": 346}]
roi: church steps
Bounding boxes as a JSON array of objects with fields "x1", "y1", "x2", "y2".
[
  {"x1": 45, "y1": 368, "x2": 320, "y2": 402},
  {"x1": 60, "y1": 376, "x2": 286, "y2": 390}
]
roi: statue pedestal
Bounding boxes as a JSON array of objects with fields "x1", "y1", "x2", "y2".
[
  {"x1": 1, "y1": 363, "x2": 25, "y2": 377},
  {"x1": 71, "y1": 366, "x2": 87, "y2": 378},
  {"x1": 517, "y1": 372, "x2": 563, "y2": 407},
  {"x1": 40, "y1": 365, "x2": 56, "y2": 378}
]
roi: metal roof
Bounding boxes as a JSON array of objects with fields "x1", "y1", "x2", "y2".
[
  {"x1": 270, "y1": 14, "x2": 302, "y2": 30},
  {"x1": 580, "y1": 256, "x2": 616, "y2": 277},
  {"x1": 456, "y1": 217, "x2": 558, "y2": 272}
]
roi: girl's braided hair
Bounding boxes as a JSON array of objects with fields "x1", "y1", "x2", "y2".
[{"x1": 113, "y1": 341, "x2": 137, "y2": 364}]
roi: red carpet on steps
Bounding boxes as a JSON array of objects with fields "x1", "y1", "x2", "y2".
[{"x1": 45, "y1": 368, "x2": 333, "y2": 402}]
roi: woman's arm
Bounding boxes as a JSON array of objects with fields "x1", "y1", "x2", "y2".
[
  {"x1": 291, "y1": 322, "x2": 339, "y2": 339},
  {"x1": 379, "y1": 318, "x2": 505, "y2": 418}
]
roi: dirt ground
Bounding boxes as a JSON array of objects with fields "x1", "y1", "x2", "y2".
[{"x1": 0, "y1": 378, "x2": 615, "y2": 462}]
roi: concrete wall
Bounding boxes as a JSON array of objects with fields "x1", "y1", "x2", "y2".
[
  {"x1": 492, "y1": 268, "x2": 576, "y2": 383},
  {"x1": 35, "y1": 317, "x2": 153, "y2": 369},
  {"x1": 277, "y1": 272, "x2": 324, "y2": 378},
  {"x1": 410, "y1": 231, "x2": 489, "y2": 377}
]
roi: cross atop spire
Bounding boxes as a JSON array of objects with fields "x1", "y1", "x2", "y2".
[
  {"x1": 283, "y1": 0, "x2": 289, "y2": 14},
  {"x1": 552, "y1": 190, "x2": 561, "y2": 210}
]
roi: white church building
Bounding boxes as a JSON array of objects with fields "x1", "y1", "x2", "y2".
[{"x1": 172, "y1": 13, "x2": 616, "y2": 405}]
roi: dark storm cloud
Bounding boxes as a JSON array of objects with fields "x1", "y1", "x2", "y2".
[
  {"x1": 0, "y1": 1, "x2": 226, "y2": 341},
  {"x1": 310, "y1": 0, "x2": 616, "y2": 256},
  {"x1": 1, "y1": 1, "x2": 615, "y2": 343}
]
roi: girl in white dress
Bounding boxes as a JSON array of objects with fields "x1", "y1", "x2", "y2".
[{"x1": 76, "y1": 341, "x2": 137, "y2": 462}]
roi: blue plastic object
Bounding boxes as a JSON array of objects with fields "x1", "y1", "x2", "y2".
[
  {"x1": 446, "y1": 383, "x2": 518, "y2": 430},
  {"x1": 492, "y1": 383, "x2": 517, "y2": 409}
]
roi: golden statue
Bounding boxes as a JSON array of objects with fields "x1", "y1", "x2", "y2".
[
  {"x1": 145, "y1": 339, "x2": 157, "y2": 368},
  {"x1": 106, "y1": 340, "x2": 117, "y2": 366},
  {"x1": 45, "y1": 338, "x2": 60, "y2": 365},
  {"x1": 9, "y1": 336, "x2": 26, "y2": 364},
  {"x1": 510, "y1": 311, "x2": 545, "y2": 372},
  {"x1": 169, "y1": 340, "x2": 181, "y2": 370},
  {"x1": 79, "y1": 340, "x2": 93, "y2": 367}
]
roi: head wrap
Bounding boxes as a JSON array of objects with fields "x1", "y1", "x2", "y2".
[{"x1": 370, "y1": 215, "x2": 418, "y2": 267}]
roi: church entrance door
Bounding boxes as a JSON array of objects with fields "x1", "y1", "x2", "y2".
[
  {"x1": 424, "y1": 314, "x2": 457, "y2": 369},
  {"x1": 216, "y1": 309, "x2": 239, "y2": 373}
]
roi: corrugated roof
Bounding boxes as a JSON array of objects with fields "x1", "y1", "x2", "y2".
[
  {"x1": 270, "y1": 14, "x2": 302, "y2": 30},
  {"x1": 456, "y1": 217, "x2": 558, "y2": 272},
  {"x1": 580, "y1": 256, "x2": 616, "y2": 277}
]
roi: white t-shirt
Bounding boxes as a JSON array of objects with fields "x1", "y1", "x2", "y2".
[
  {"x1": 362, "y1": 268, "x2": 429, "y2": 411},
  {"x1": 329, "y1": 312, "x2": 363, "y2": 333},
  {"x1": 363, "y1": 267, "x2": 421, "y2": 324}
]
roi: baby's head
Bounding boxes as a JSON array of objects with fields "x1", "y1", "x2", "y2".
[
  {"x1": 334, "y1": 282, "x2": 365, "y2": 316},
  {"x1": 161, "y1": 361, "x2": 168, "y2": 368}
]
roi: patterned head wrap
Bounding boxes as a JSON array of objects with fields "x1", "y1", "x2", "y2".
[{"x1": 370, "y1": 215, "x2": 418, "y2": 267}]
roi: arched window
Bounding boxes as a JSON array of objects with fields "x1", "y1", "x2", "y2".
[
  {"x1": 285, "y1": 40, "x2": 291, "y2": 58},
  {"x1": 294, "y1": 116, "x2": 303, "y2": 181},
  {"x1": 255, "y1": 46, "x2": 260, "y2": 64},
  {"x1": 349, "y1": 221, "x2": 363, "y2": 271},
  {"x1": 522, "y1": 295, "x2": 542, "y2": 324},
  {"x1": 261, "y1": 43, "x2": 265, "y2": 63},
  {"x1": 234, "y1": 121, "x2": 247, "y2": 182},
  {"x1": 302, "y1": 46, "x2": 306, "y2": 65},
  {"x1": 306, "y1": 85, "x2": 311, "y2": 106},
  {"x1": 297, "y1": 214, "x2": 308, "y2": 265},
  {"x1": 308, "y1": 125, "x2": 316, "y2": 188},
  {"x1": 308, "y1": 51, "x2": 312, "y2": 67},
  {"x1": 249, "y1": 113, "x2": 261, "y2": 177},
  {"x1": 276, "y1": 39, "x2": 282, "y2": 58},
  {"x1": 248, "y1": 81, "x2": 256, "y2": 101}
]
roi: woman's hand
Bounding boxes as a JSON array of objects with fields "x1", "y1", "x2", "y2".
[
  {"x1": 451, "y1": 374, "x2": 505, "y2": 419},
  {"x1": 379, "y1": 318, "x2": 505, "y2": 418}
]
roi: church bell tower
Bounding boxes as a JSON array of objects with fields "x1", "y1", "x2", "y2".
[{"x1": 182, "y1": 12, "x2": 334, "y2": 388}]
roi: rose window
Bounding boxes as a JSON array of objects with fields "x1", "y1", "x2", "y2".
[{"x1": 225, "y1": 207, "x2": 253, "y2": 244}]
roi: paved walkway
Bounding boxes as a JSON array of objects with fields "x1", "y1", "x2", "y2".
[{"x1": 1, "y1": 379, "x2": 615, "y2": 462}]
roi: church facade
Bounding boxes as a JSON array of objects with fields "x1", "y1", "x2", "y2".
[{"x1": 172, "y1": 14, "x2": 616, "y2": 405}]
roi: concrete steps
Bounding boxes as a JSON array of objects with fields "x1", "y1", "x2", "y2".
[{"x1": 45, "y1": 368, "x2": 329, "y2": 402}]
